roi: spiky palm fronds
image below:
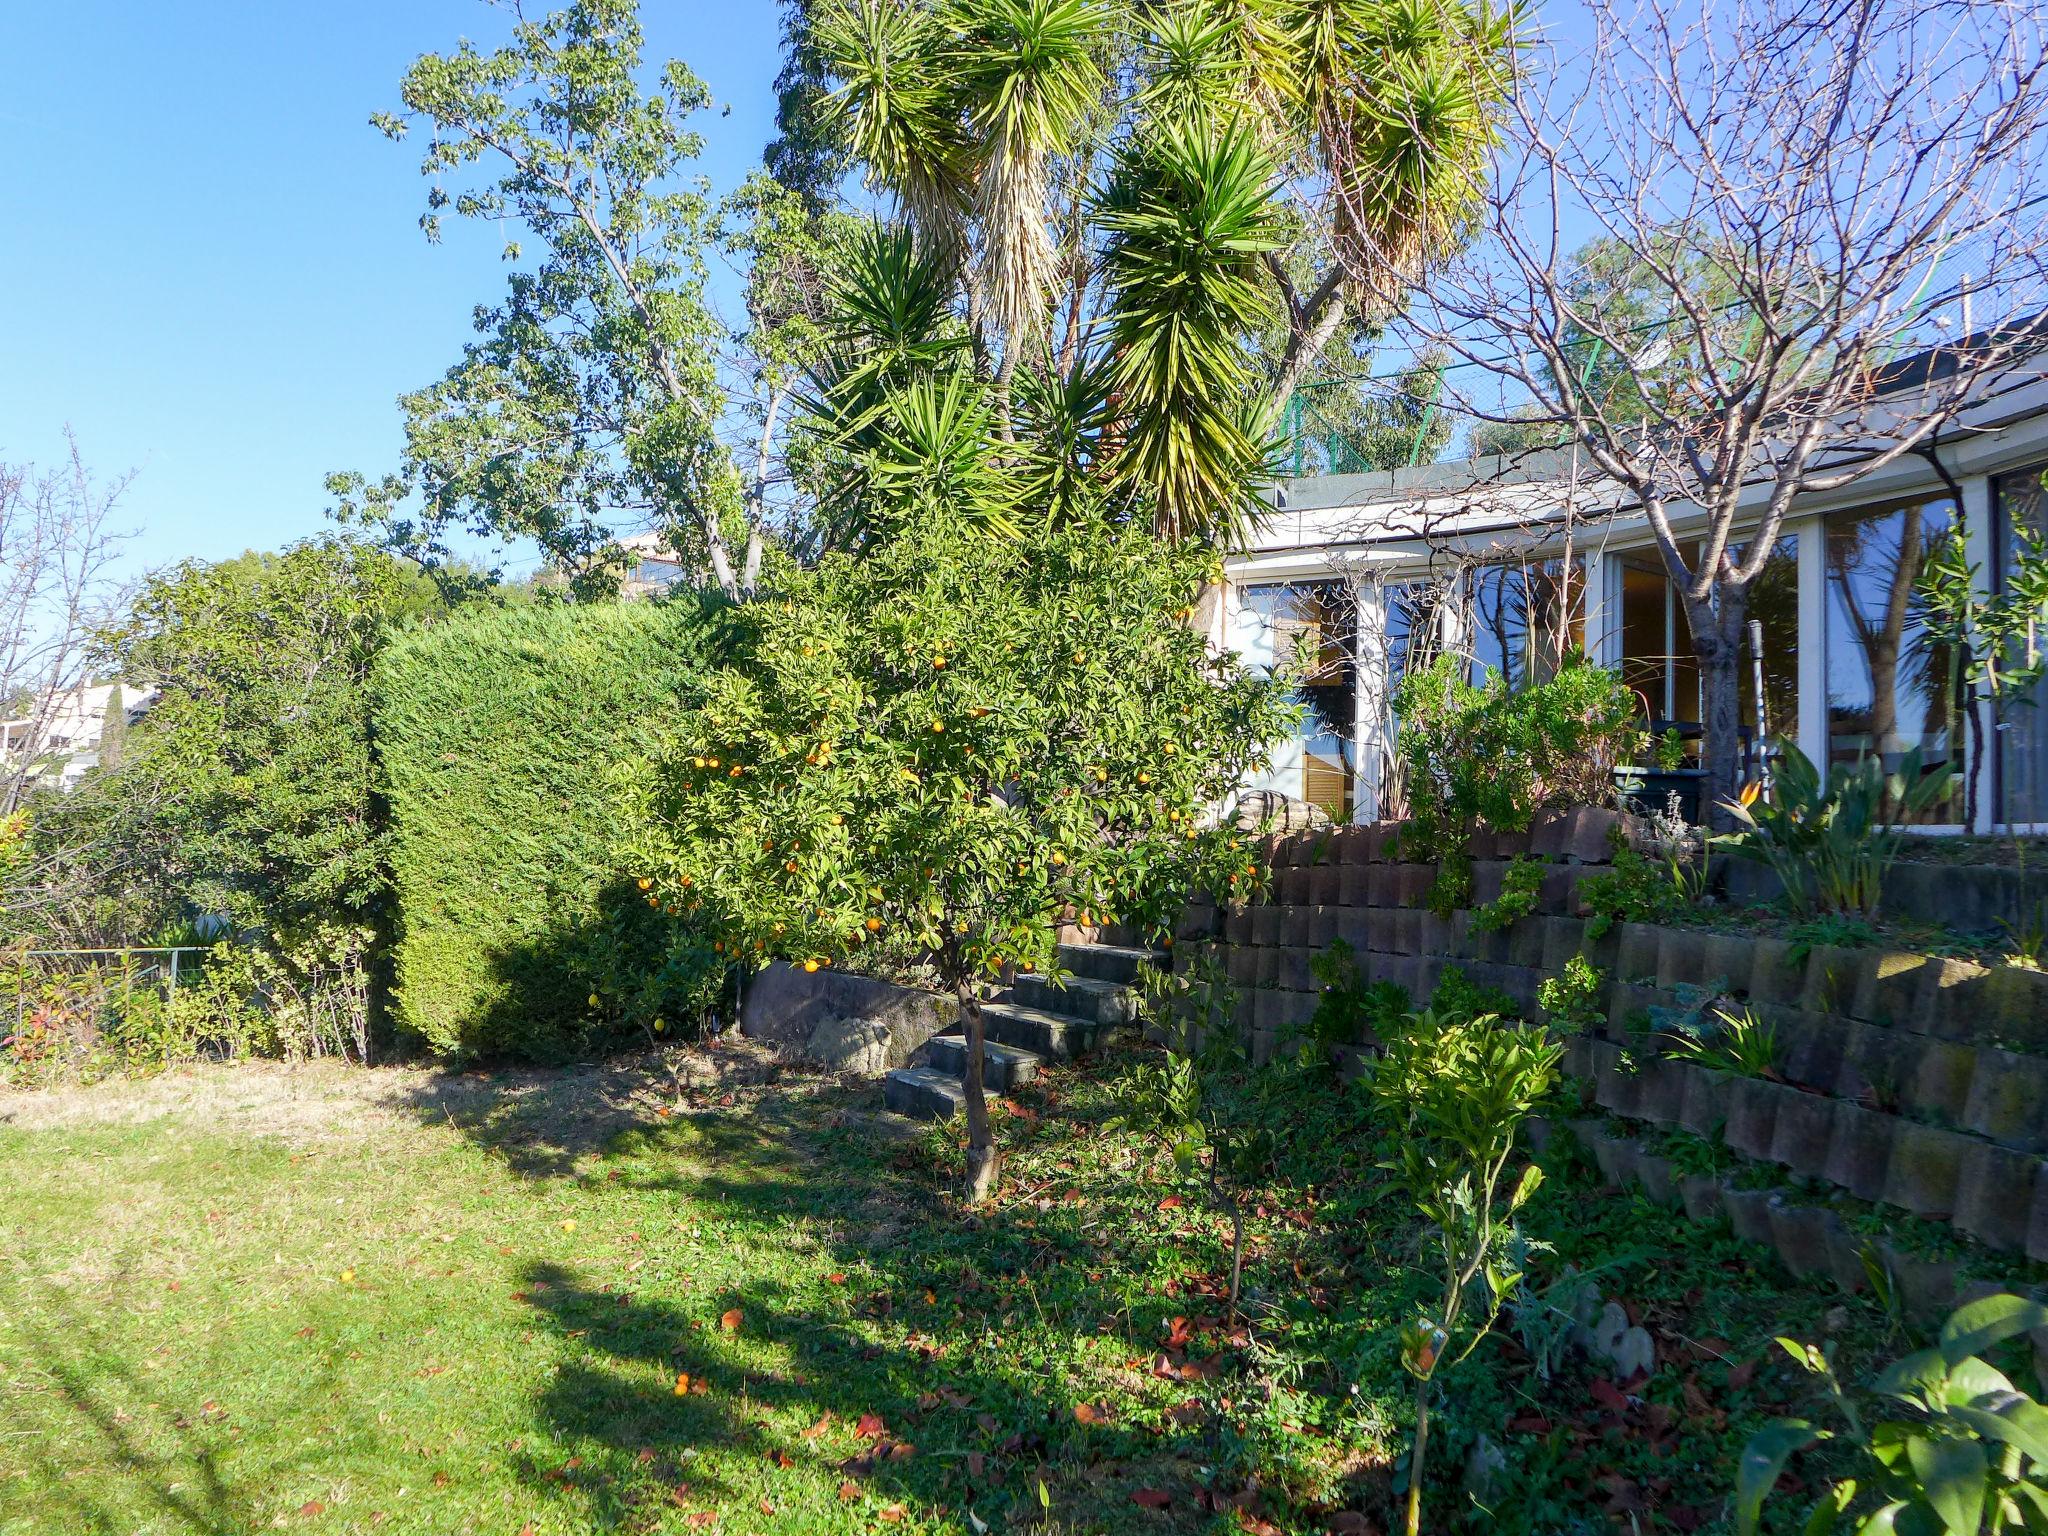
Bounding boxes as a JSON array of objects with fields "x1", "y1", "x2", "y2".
[
  {"x1": 820, "y1": 220, "x2": 972, "y2": 393},
  {"x1": 1010, "y1": 348, "x2": 1113, "y2": 518},
  {"x1": 802, "y1": 225, "x2": 1022, "y2": 549},
  {"x1": 1278, "y1": 0, "x2": 1521, "y2": 310},
  {"x1": 1135, "y1": 1, "x2": 1254, "y2": 127},
  {"x1": 952, "y1": 0, "x2": 1109, "y2": 347},
  {"x1": 813, "y1": 0, "x2": 977, "y2": 260},
  {"x1": 1096, "y1": 115, "x2": 1287, "y2": 546}
]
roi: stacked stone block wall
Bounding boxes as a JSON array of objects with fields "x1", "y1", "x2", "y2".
[{"x1": 1181, "y1": 808, "x2": 2048, "y2": 1266}]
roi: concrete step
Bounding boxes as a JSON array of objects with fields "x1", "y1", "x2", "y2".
[
  {"x1": 926, "y1": 1033, "x2": 1043, "y2": 1091},
  {"x1": 1055, "y1": 941, "x2": 1168, "y2": 987},
  {"x1": 1007, "y1": 971, "x2": 1137, "y2": 1026},
  {"x1": 981, "y1": 1001, "x2": 1122, "y2": 1061},
  {"x1": 883, "y1": 1067, "x2": 965, "y2": 1121}
]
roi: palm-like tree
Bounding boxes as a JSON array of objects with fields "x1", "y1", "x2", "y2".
[
  {"x1": 1097, "y1": 116, "x2": 1287, "y2": 544},
  {"x1": 802, "y1": 0, "x2": 1519, "y2": 548}
]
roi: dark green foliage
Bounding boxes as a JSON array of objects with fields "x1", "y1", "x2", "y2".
[
  {"x1": 1427, "y1": 965, "x2": 1517, "y2": 1026},
  {"x1": 1304, "y1": 939, "x2": 1411, "y2": 1062},
  {"x1": 1579, "y1": 847, "x2": 1687, "y2": 938},
  {"x1": 1535, "y1": 953, "x2": 1604, "y2": 1032},
  {"x1": 1469, "y1": 854, "x2": 1545, "y2": 934},
  {"x1": 374, "y1": 600, "x2": 726, "y2": 1060},
  {"x1": 1391, "y1": 653, "x2": 1644, "y2": 859},
  {"x1": 31, "y1": 539, "x2": 443, "y2": 993}
]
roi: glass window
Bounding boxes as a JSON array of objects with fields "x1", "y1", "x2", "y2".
[
  {"x1": 1825, "y1": 498, "x2": 1966, "y2": 824},
  {"x1": 1742, "y1": 535, "x2": 1800, "y2": 747},
  {"x1": 1232, "y1": 581, "x2": 1358, "y2": 821},
  {"x1": 1615, "y1": 549, "x2": 1699, "y2": 734},
  {"x1": 1467, "y1": 559, "x2": 1586, "y2": 688},
  {"x1": 1611, "y1": 537, "x2": 1797, "y2": 775},
  {"x1": 1997, "y1": 465, "x2": 2048, "y2": 825}
]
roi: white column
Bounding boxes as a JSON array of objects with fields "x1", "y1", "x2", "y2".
[
  {"x1": 1794, "y1": 513, "x2": 1828, "y2": 772},
  {"x1": 1582, "y1": 548, "x2": 1618, "y2": 668},
  {"x1": 1351, "y1": 577, "x2": 1390, "y2": 824},
  {"x1": 1960, "y1": 473, "x2": 1998, "y2": 833}
]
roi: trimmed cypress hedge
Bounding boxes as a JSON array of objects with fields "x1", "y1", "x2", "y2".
[{"x1": 374, "y1": 600, "x2": 722, "y2": 1060}]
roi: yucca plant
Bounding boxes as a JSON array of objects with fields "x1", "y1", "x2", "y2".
[
  {"x1": 804, "y1": 0, "x2": 1521, "y2": 542},
  {"x1": 1095, "y1": 114, "x2": 1287, "y2": 543},
  {"x1": 953, "y1": 0, "x2": 1109, "y2": 349},
  {"x1": 1720, "y1": 742, "x2": 1957, "y2": 918},
  {"x1": 813, "y1": 0, "x2": 978, "y2": 258}
]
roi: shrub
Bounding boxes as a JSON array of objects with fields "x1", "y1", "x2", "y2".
[
  {"x1": 374, "y1": 601, "x2": 726, "y2": 1060},
  {"x1": 1739, "y1": 1293, "x2": 2048, "y2": 1535},
  {"x1": 1392, "y1": 653, "x2": 1643, "y2": 858},
  {"x1": 1370, "y1": 1004, "x2": 1564, "y2": 1536},
  {"x1": 1720, "y1": 742, "x2": 1956, "y2": 918}
]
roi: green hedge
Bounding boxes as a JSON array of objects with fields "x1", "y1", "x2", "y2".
[{"x1": 374, "y1": 600, "x2": 723, "y2": 1060}]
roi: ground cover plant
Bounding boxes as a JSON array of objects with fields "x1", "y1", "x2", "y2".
[{"x1": 0, "y1": 1023, "x2": 1945, "y2": 1536}]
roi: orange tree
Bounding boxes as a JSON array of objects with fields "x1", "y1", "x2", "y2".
[{"x1": 625, "y1": 503, "x2": 1291, "y2": 1200}]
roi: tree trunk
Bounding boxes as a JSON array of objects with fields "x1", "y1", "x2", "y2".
[
  {"x1": 1404, "y1": 1380, "x2": 1431, "y2": 1536},
  {"x1": 956, "y1": 975, "x2": 998, "y2": 1203},
  {"x1": 1688, "y1": 589, "x2": 1751, "y2": 830}
]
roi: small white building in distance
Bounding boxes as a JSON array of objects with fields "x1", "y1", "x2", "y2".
[{"x1": 0, "y1": 681, "x2": 158, "y2": 794}]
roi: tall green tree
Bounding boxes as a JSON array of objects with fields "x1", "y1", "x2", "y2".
[
  {"x1": 27, "y1": 540, "x2": 451, "y2": 1041},
  {"x1": 329, "y1": 0, "x2": 749, "y2": 598}
]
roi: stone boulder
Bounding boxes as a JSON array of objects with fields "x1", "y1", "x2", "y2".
[{"x1": 740, "y1": 963, "x2": 957, "y2": 1076}]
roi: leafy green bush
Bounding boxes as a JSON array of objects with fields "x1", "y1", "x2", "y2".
[
  {"x1": 374, "y1": 601, "x2": 726, "y2": 1060},
  {"x1": 1578, "y1": 847, "x2": 1688, "y2": 937},
  {"x1": 0, "y1": 945, "x2": 268, "y2": 1086},
  {"x1": 1303, "y1": 939, "x2": 1410, "y2": 1064},
  {"x1": 1470, "y1": 854, "x2": 1546, "y2": 933},
  {"x1": 1369, "y1": 1003, "x2": 1564, "y2": 1536},
  {"x1": 1392, "y1": 654, "x2": 1643, "y2": 858},
  {"x1": 1536, "y1": 953, "x2": 1605, "y2": 1032},
  {"x1": 1739, "y1": 1293, "x2": 2048, "y2": 1534}
]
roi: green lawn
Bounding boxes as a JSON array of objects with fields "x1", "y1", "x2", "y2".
[{"x1": 0, "y1": 1042, "x2": 1915, "y2": 1535}]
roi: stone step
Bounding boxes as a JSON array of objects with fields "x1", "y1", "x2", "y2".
[
  {"x1": 926, "y1": 1034, "x2": 1043, "y2": 1091},
  {"x1": 981, "y1": 1001, "x2": 1122, "y2": 1061},
  {"x1": 1055, "y1": 941, "x2": 1168, "y2": 987},
  {"x1": 1007, "y1": 971, "x2": 1136, "y2": 1026},
  {"x1": 883, "y1": 1067, "x2": 965, "y2": 1121}
]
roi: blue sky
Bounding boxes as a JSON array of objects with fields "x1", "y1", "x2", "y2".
[{"x1": 0, "y1": 2, "x2": 787, "y2": 581}]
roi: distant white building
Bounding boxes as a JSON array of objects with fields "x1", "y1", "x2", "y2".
[
  {"x1": 1, "y1": 681, "x2": 157, "y2": 794},
  {"x1": 616, "y1": 531, "x2": 689, "y2": 598}
]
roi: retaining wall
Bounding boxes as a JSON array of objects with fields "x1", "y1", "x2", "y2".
[{"x1": 1184, "y1": 809, "x2": 2048, "y2": 1265}]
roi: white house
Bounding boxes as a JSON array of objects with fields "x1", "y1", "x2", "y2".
[
  {"x1": 0, "y1": 681, "x2": 157, "y2": 794},
  {"x1": 1220, "y1": 350, "x2": 2048, "y2": 835}
]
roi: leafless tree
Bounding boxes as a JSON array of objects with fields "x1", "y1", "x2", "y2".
[
  {"x1": 1344, "y1": 0, "x2": 2048, "y2": 820},
  {"x1": 0, "y1": 436, "x2": 133, "y2": 816}
]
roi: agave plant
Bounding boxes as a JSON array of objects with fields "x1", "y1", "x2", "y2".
[{"x1": 1719, "y1": 742, "x2": 1957, "y2": 918}]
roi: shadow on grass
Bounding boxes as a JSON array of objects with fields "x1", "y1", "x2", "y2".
[
  {"x1": 0, "y1": 1281, "x2": 322, "y2": 1535},
  {"x1": 390, "y1": 1035, "x2": 789, "y2": 1181},
  {"x1": 399, "y1": 1058, "x2": 1231, "y2": 1530}
]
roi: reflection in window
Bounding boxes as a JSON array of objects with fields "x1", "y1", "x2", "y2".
[
  {"x1": 1997, "y1": 465, "x2": 2048, "y2": 825},
  {"x1": 1231, "y1": 582, "x2": 1358, "y2": 821},
  {"x1": 1825, "y1": 499, "x2": 1965, "y2": 824},
  {"x1": 1467, "y1": 559, "x2": 1585, "y2": 688},
  {"x1": 1611, "y1": 539, "x2": 1797, "y2": 772}
]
